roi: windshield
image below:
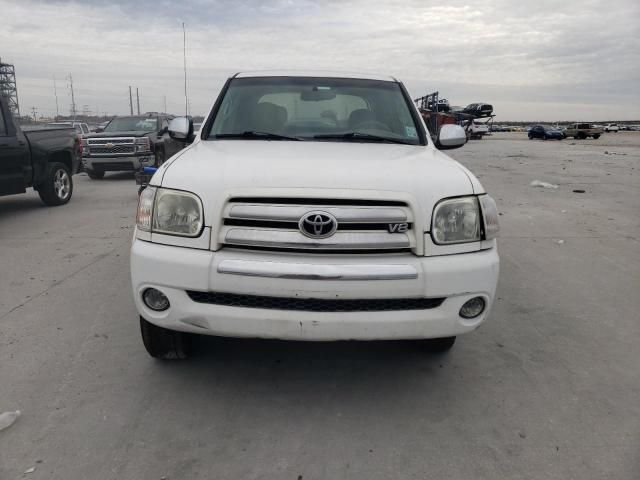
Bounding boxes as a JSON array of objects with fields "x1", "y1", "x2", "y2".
[
  {"x1": 104, "y1": 117, "x2": 158, "y2": 132},
  {"x1": 206, "y1": 77, "x2": 422, "y2": 144}
]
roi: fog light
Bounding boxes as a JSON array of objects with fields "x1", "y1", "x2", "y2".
[
  {"x1": 142, "y1": 288, "x2": 170, "y2": 311},
  {"x1": 459, "y1": 297, "x2": 485, "y2": 319}
]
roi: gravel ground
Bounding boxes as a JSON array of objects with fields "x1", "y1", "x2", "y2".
[{"x1": 0, "y1": 132, "x2": 638, "y2": 479}]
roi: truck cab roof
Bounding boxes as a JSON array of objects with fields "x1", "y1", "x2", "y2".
[{"x1": 233, "y1": 70, "x2": 398, "y2": 82}]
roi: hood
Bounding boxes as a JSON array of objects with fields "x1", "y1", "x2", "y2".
[
  {"x1": 157, "y1": 140, "x2": 480, "y2": 227},
  {"x1": 85, "y1": 130, "x2": 153, "y2": 138}
]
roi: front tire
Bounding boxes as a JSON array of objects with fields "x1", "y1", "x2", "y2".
[
  {"x1": 593, "y1": 134, "x2": 600, "y2": 139},
  {"x1": 424, "y1": 336, "x2": 456, "y2": 353},
  {"x1": 38, "y1": 162, "x2": 73, "y2": 206},
  {"x1": 140, "y1": 317, "x2": 192, "y2": 359}
]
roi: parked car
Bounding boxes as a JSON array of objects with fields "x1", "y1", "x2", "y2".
[
  {"x1": 130, "y1": 71, "x2": 500, "y2": 359},
  {"x1": 528, "y1": 125, "x2": 564, "y2": 140},
  {"x1": 0, "y1": 96, "x2": 81, "y2": 205},
  {"x1": 428, "y1": 98, "x2": 450, "y2": 112},
  {"x1": 46, "y1": 121, "x2": 90, "y2": 136},
  {"x1": 564, "y1": 123, "x2": 603, "y2": 139},
  {"x1": 604, "y1": 123, "x2": 620, "y2": 132},
  {"x1": 81, "y1": 113, "x2": 183, "y2": 179},
  {"x1": 468, "y1": 121, "x2": 489, "y2": 139},
  {"x1": 463, "y1": 103, "x2": 493, "y2": 117}
]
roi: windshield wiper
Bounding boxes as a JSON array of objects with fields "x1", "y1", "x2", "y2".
[
  {"x1": 214, "y1": 131, "x2": 301, "y2": 141},
  {"x1": 313, "y1": 132, "x2": 415, "y2": 145}
]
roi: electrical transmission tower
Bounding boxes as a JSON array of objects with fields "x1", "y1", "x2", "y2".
[
  {"x1": 0, "y1": 58, "x2": 20, "y2": 116},
  {"x1": 67, "y1": 74, "x2": 77, "y2": 119}
]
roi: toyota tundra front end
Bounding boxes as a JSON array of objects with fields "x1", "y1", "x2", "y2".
[{"x1": 130, "y1": 72, "x2": 499, "y2": 359}]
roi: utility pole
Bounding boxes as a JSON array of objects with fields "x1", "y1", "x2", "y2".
[
  {"x1": 67, "y1": 73, "x2": 76, "y2": 120},
  {"x1": 183, "y1": 22, "x2": 188, "y2": 116},
  {"x1": 129, "y1": 86, "x2": 133, "y2": 115},
  {"x1": 136, "y1": 87, "x2": 140, "y2": 115},
  {"x1": 31, "y1": 106, "x2": 37, "y2": 123},
  {"x1": 53, "y1": 75, "x2": 59, "y2": 119},
  {"x1": 163, "y1": 95, "x2": 167, "y2": 113}
]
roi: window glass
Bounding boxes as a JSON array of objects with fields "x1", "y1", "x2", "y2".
[
  {"x1": 104, "y1": 117, "x2": 159, "y2": 132},
  {"x1": 208, "y1": 77, "x2": 420, "y2": 144}
]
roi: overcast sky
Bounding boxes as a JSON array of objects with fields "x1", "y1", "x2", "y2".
[{"x1": 2, "y1": 0, "x2": 639, "y2": 121}]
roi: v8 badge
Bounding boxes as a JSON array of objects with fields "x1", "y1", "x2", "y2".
[{"x1": 387, "y1": 223, "x2": 409, "y2": 233}]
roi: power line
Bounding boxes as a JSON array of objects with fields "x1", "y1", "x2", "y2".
[{"x1": 129, "y1": 86, "x2": 133, "y2": 115}]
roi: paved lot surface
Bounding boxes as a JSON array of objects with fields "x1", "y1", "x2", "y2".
[{"x1": 1, "y1": 133, "x2": 638, "y2": 479}]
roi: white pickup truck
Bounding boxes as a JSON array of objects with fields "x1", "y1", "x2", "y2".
[{"x1": 131, "y1": 72, "x2": 500, "y2": 359}]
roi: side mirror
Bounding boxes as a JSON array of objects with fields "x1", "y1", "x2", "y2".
[
  {"x1": 436, "y1": 124, "x2": 466, "y2": 150},
  {"x1": 168, "y1": 117, "x2": 192, "y2": 141},
  {"x1": 158, "y1": 126, "x2": 168, "y2": 136}
]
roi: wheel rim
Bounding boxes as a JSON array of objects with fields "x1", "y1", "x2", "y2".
[{"x1": 53, "y1": 169, "x2": 71, "y2": 200}]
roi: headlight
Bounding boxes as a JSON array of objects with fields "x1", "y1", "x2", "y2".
[
  {"x1": 431, "y1": 195, "x2": 500, "y2": 245},
  {"x1": 432, "y1": 196, "x2": 481, "y2": 245},
  {"x1": 479, "y1": 195, "x2": 500, "y2": 240},
  {"x1": 153, "y1": 188, "x2": 203, "y2": 236},
  {"x1": 136, "y1": 187, "x2": 204, "y2": 237},
  {"x1": 134, "y1": 137, "x2": 151, "y2": 153}
]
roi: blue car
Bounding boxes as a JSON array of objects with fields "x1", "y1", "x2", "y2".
[{"x1": 528, "y1": 125, "x2": 564, "y2": 140}]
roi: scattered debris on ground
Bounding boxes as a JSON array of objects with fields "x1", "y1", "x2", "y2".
[
  {"x1": 24, "y1": 466, "x2": 36, "y2": 474},
  {"x1": 530, "y1": 180, "x2": 558, "y2": 189},
  {"x1": 572, "y1": 189, "x2": 586, "y2": 193},
  {"x1": 0, "y1": 410, "x2": 21, "y2": 431}
]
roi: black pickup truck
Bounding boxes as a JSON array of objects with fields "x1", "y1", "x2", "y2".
[
  {"x1": 0, "y1": 96, "x2": 81, "y2": 206},
  {"x1": 82, "y1": 113, "x2": 182, "y2": 179}
]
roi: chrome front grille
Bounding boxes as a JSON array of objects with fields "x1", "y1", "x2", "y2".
[
  {"x1": 221, "y1": 198, "x2": 415, "y2": 253},
  {"x1": 87, "y1": 137, "x2": 135, "y2": 156}
]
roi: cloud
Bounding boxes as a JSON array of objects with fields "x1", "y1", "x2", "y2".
[{"x1": 1, "y1": 0, "x2": 639, "y2": 120}]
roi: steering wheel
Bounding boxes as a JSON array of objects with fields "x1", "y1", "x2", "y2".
[{"x1": 353, "y1": 121, "x2": 392, "y2": 132}]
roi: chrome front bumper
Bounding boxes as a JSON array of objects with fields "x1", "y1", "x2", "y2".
[
  {"x1": 83, "y1": 155, "x2": 154, "y2": 171},
  {"x1": 217, "y1": 259, "x2": 418, "y2": 280}
]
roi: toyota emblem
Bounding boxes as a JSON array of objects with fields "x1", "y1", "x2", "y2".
[{"x1": 299, "y1": 211, "x2": 338, "y2": 239}]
